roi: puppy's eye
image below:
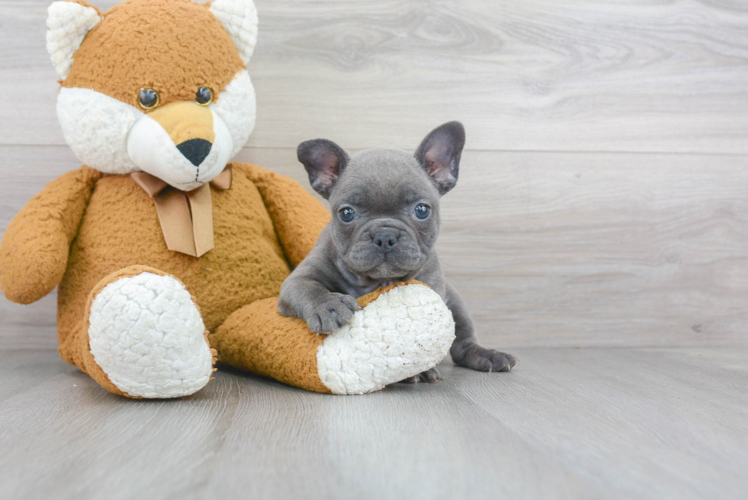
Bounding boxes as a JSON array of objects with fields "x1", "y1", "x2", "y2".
[
  {"x1": 414, "y1": 204, "x2": 431, "y2": 220},
  {"x1": 195, "y1": 87, "x2": 213, "y2": 106},
  {"x1": 138, "y1": 88, "x2": 160, "y2": 110},
  {"x1": 339, "y1": 207, "x2": 355, "y2": 223}
]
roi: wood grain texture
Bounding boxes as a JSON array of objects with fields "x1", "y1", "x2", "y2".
[
  {"x1": 439, "y1": 150, "x2": 748, "y2": 348},
  {"x1": 2, "y1": 0, "x2": 748, "y2": 152},
  {"x1": 3, "y1": 146, "x2": 747, "y2": 349},
  {"x1": 1, "y1": 348, "x2": 746, "y2": 499},
  {"x1": 1, "y1": 0, "x2": 747, "y2": 348}
]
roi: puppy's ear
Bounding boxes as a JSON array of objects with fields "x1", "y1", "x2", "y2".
[
  {"x1": 414, "y1": 121, "x2": 465, "y2": 195},
  {"x1": 297, "y1": 139, "x2": 349, "y2": 199}
]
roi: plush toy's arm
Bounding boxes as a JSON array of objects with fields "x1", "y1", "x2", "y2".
[
  {"x1": 0, "y1": 167, "x2": 101, "y2": 304},
  {"x1": 234, "y1": 162, "x2": 330, "y2": 267}
]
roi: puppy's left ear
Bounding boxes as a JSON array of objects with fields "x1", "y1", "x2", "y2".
[
  {"x1": 415, "y1": 121, "x2": 465, "y2": 195},
  {"x1": 297, "y1": 139, "x2": 349, "y2": 199}
]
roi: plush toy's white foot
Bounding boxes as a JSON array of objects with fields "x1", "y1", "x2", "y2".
[
  {"x1": 88, "y1": 272, "x2": 213, "y2": 398},
  {"x1": 316, "y1": 284, "x2": 455, "y2": 395}
]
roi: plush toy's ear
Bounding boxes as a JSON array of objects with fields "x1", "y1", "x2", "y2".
[
  {"x1": 46, "y1": 0, "x2": 101, "y2": 80},
  {"x1": 209, "y1": 0, "x2": 259, "y2": 65},
  {"x1": 297, "y1": 139, "x2": 349, "y2": 199},
  {"x1": 414, "y1": 121, "x2": 466, "y2": 195}
]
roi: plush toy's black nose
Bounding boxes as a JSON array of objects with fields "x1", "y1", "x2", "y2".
[
  {"x1": 177, "y1": 138, "x2": 212, "y2": 166},
  {"x1": 372, "y1": 231, "x2": 399, "y2": 252}
]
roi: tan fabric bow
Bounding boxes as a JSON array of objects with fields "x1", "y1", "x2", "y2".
[{"x1": 131, "y1": 166, "x2": 233, "y2": 258}]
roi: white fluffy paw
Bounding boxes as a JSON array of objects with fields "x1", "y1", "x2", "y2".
[
  {"x1": 316, "y1": 284, "x2": 455, "y2": 395},
  {"x1": 88, "y1": 272, "x2": 213, "y2": 398}
]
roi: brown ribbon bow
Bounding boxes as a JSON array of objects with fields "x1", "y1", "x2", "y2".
[{"x1": 131, "y1": 166, "x2": 233, "y2": 258}]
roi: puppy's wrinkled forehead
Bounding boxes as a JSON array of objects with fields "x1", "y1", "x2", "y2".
[{"x1": 330, "y1": 149, "x2": 439, "y2": 210}]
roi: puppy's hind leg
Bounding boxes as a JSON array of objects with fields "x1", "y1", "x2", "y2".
[
  {"x1": 451, "y1": 341, "x2": 517, "y2": 372},
  {"x1": 446, "y1": 282, "x2": 518, "y2": 373}
]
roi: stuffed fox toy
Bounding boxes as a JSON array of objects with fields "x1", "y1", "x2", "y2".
[{"x1": 0, "y1": 0, "x2": 455, "y2": 398}]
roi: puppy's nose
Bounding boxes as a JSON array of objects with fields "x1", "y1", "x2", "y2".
[
  {"x1": 177, "y1": 138, "x2": 212, "y2": 167},
  {"x1": 372, "y1": 231, "x2": 399, "y2": 252}
]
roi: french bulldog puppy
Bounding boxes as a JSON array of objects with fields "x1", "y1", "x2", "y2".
[{"x1": 278, "y1": 121, "x2": 517, "y2": 382}]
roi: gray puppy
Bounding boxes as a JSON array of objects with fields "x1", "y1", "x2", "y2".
[{"x1": 278, "y1": 121, "x2": 517, "y2": 382}]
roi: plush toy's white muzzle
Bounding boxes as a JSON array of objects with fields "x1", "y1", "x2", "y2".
[
  {"x1": 56, "y1": 72, "x2": 256, "y2": 187},
  {"x1": 127, "y1": 105, "x2": 234, "y2": 191}
]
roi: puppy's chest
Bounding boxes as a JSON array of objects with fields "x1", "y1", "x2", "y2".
[
  {"x1": 339, "y1": 277, "x2": 409, "y2": 298},
  {"x1": 334, "y1": 259, "x2": 441, "y2": 299}
]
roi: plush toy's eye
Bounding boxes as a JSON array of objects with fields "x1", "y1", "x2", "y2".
[
  {"x1": 414, "y1": 203, "x2": 431, "y2": 220},
  {"x1": 195, "y1": 87, "x2": 213, "y2": 106},
  {"x1": 339, "y1": 207, "x2": 355, "y2": 223},
  {"x1": 138, "y1": 88, "x2": 160, "y2": 110}
]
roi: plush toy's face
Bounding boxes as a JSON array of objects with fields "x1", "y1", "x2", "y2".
[{"x1": 47, "y1": 0, "x2": 258, "y2": 191}]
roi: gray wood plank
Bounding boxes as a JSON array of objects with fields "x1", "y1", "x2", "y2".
[
  {"x1": 0, "y1": 349, "x2": 63, "y2": 402},
  {"x1": 0, "y1": 352, "x2": 605, "y2": 500},
  {"x1": 2, "y1": 0, "x2": 748, "y2": 152},
  {"x1": 455, "y1": 348, "x2": 748, "y2": 500},
  {"x1": 0, "y1": 347, "x2": 746, "y2": 499},
  {"x1": 203, "y1": 367, "x2": 607, "y2": 500},
  {"x1": 438, "y1": 150, "x2": 748, "y2": 348},
  {"x1": 3, "y1": 145, "x2": 748, "y2": 349}
]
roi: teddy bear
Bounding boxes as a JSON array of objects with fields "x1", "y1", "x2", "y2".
[{"x1": 0, "y1": 0, "x2": 455, "y2": 398}]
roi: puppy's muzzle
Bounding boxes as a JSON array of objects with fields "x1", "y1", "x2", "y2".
[{"x1": 372, "y1": 230, "x2": 400, "y2": 253}]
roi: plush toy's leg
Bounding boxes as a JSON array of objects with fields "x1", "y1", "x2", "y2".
[
  {"x1": 60, "y1": 266, "x2": 215, "y2": 398},
  {"x1": 211, "y1": 282, "x2": 456, "y2": 395}
]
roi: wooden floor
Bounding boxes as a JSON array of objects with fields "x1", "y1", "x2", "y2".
[{"x1": 1, "y1": 347, "x2": 746, "y2": 500}]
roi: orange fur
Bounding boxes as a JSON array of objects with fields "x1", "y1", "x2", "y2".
[
  {"x1": 0, "y1": 167, "x2": 102, "y2": 304},
  {"x1": 53, "y1": 163, "x2": 329, "y2": 364},
  {"x1": 63, "y1": 0, "x2": 244, "y2": 109},
  {"x1": 212, "y1": 298, "x2": 332, "y2": 394},
  {"x1": 210, "y1": 281, "x2": 424, "y2": 394}
]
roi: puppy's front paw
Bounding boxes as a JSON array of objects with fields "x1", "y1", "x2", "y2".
[
  {"x1": 452, "y1": 341, "x2": 517, "y2": 373},
  {"x1": 399, "y1": 367, "x2": 442, "y2": 384},
  {"x1": 305, "y1": 293, "x2": 361, "y2": 334}
]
